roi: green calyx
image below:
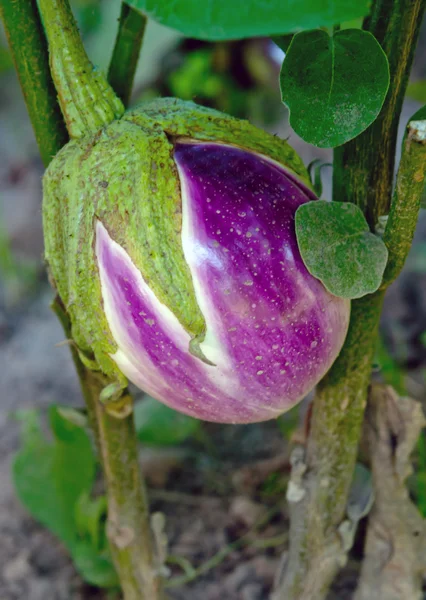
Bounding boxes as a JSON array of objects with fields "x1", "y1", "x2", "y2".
[
  {"x1": 43, "y1": 97, "x2": 312, "y2": 383},
  {"x1": 38, "y1": 0, "x2": 124, "y2": 139},
  {"x1": 39, "y1": 2, "x2": 312, "y2": 384}
]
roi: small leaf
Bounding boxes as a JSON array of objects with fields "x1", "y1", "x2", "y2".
[
  {"x1": 13, "y1": 406, "x2": 96, "y2": 549},
  {"x1": 295, "y1": 201, "x2": 388, "y2": 298},
  {"x1": 307, "y1": 159, "x2": 331, "y2": 197},
  {"x1": 375, "y1": 337, "x2": 406, "y2": 397},
  {"x1": 56, "y1": 406, "x2": 88, "y2": 429},
  {"x1": 134, "y1": 396, "x2": 200, "y2": 446},
  {"x1": 271, "y1": 35, "x2": 294, "y2": 54},
  {"x1": 73, "y1": 541, "x2": 119, "y2": 588},
  {"x1": 407, "y1": 104, "x2": 426, "y2": 124},
  {"x1": 403, "y1": 106, "x2": 426, "y2": 205},
  {"x1": 347, "y1": 463, "x2": 374, "y2": 522},
  {"x1": 74, "y1": 492, "x2": 108, "y2": 552},
  {"x1": 281, "y1": 29, "x2": 390, "y2": 148},
  {"x1": 73, "y1": 493, "x2": 118, "y2": 588},
  {"x1": 402, "y1": 105, "x2": 426, "y2": 145},
  {"x1": 406, "y1": 81, "x2": 426, "y2": 104},
  {"x1": 126, "y1": 0, "x2": 370, "y2": 41},
  {"x1": 0, "y1": 44, "x2": 12, "y2": 74}
]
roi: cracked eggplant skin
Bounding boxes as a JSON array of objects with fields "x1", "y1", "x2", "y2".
[{"x1": 43, "y1": 98, "x2": 350, "y2": 423}]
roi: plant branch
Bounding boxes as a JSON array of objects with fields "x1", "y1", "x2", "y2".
[
  {"x1": 333, "y1": 0, "x2": 426, "y2": 228},
  {"x1": 382, "y1": 118, "x2": 426, "y2": 287},
  {"x1": 354, "y1": 385, "x2": 426, "y2": 600},
  {"x1": 272, "y1": 291, "x2": 385, "y2": 600},
  {"x1": 0, "y1": 0, "x2": 68, "y2": 166},
  {"x1": 52, "y1": 298, "x2": 165, "y2": 599},
  {"x1": 108, "y1": 2, "x2": 147, "y2": 107},
  {"x1": 94, "y1": 387, "x2": 166, "y2": 600},
  {"x1": 273, "y1": 2, "x2": 426, "y2": 598},
  {"x1": 31, "y1": 2, "x2": 163, "y2": 596}
]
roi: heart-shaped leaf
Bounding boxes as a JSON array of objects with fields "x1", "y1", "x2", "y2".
[
  {"x1": 295, "y1": 200, "x2": 388, "y2": 298},
  {"x1": 126, "y1": 0, "x2": 370, "y2": 41},
  {"x1": 281, "y1": 29, "x2": 390, "y2": 148}
]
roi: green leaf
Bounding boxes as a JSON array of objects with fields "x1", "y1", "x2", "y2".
[
  {"x1": 56, "y1": 405, "x2": 89, "y2": 429},
  {"x1": 295, "y1": 201, "x2": 388, "y2": 298},
  {"x1": 280, "y1": 29, "x2": 390, "y2": 148},
  {"x1": 134, "y1": 396, "x2": 200, "y2": 446},
  {"x1": 73, "y1": 493, "x2": 118, "y2": 588},
  {"x1": 74, "y1": 491, "x2": 108, "y2": 552},
  {"x1": 347, "y1": 463, "x2": 374, "y2": 522},
  {"x1": 12, "y1": 406, "x2": 119, "y2": 588},
  {"x1": 73, "y1": 540, "x2": 119, "y2": 588},
  {"x1": 340, "y1": 17, "x2": 364, "y2": 29},
  {"x1": 375, "y1": 337, "x2": 406, "y2": 396},
  {"x1": 407, "y1": 81, "x2": 426, "y2": 104},
  {"x1": 13, "y1": 406, "x2": 96, "y2": 549},
  {"x1": 404, "y1": 106, "x2": 426, "y2": 207},
  {"x1": 126, "y1": 0, "x2": 370, "y2": 41},
  {"x1": 408, "y1": 104, "x2": 426, "y2": 123},
  {"x1": 0, "y1": 44, "x2": 13, "y2": 74},
  {"x1": 307, "y1": 159, "x2": 331, "y2": 197},
  {"x1": 271, "y1": 35, "x2": 294, "y2": 54}
]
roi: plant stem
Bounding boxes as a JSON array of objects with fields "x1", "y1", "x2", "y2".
[
  {"x1": 274, "y1": 1, "x2": 426, "y2": 598},
  {"x1": 333, "y1": 0, "x2": 426, "y2": 229},
  {"x1": 53, "y1": 298, "x2": 165, "y2": 599},
  {"x1": 51, "y1": 297, "x2": 102, "y2": 453},
  {"x1": 37, "y1": 0, "x2": 124, "y2": 138},
  {"x1": 32, "y1": 1, "x2": 163, "y2": 596},
  {"x1": 94, "y1": 387, "x2": 165, "y2": 600},
  {"x1": 273, "y1": 292, "x2": 385, "y2": 600},
  {"x1": 108, "y1": 2, "x2": 147, "y2": 107},
  {"x1": 382, "y1": 119, "x2": 426, "y2": 287},
  {"x1": 354, "y1": 386, "x2": 426, "y2": 600},
  {"x1": 0, "y1": 0, "x2": 68, "y2": 166}
]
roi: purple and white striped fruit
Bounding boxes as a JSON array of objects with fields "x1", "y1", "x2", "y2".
[{"x1": 43, "y1": 99, "x2": 350, "y2": 423}]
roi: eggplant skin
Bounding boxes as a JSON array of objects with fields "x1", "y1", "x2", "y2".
[{"x1": 43, "y1": 98, "x2": 349, "y2": 423}]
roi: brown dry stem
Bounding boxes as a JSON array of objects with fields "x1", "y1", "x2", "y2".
[{"x1": 354, "y1": 385, "x2": 426, "y2": 600}]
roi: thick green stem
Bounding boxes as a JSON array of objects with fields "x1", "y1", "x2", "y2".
[
  {"x1": 108, "y1": 3, "x2": 147, "y2": 107},
  {"x1": 51, "y1": 297, "x2": 101, "y2": 453},
  {"x1": 333, "y1": 0, "x2": 426, "y2": 228},
  {"x1": 273, "y1": 292, "x2": 385, "y2": 600},
  {"x1": 274, "y1": 2, "x2": 426, "y2": 599},
  {"x1": 53, "y1": 298, "x2": 165, "y2": 599},
  {"x1": 94, "y1": 385, "x2": 165, "y2": 600},
  {"x1": 38, "y1": 0, "x2": 124, "y2": 138},
  {"x1": 306, "y1": 291, "x2": 385, "y2": 524},
  {"x1": 31, "y1": 2, "x2": 163, "y2": 596},
  {"x1": 382, "y1": 119, "x2": 426, "y2": 287},
  {"x1": 0, "y1": 0, "x2": 68, "y2": 166}
]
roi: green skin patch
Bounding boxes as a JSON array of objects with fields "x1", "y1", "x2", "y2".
[{"x1": 43, "y1": 98, "x2": 312, "y2": 386}]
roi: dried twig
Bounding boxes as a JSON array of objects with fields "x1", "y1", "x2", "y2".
[{"x1": 354, "y1": 385, "x2": 426, "y2": 600}]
